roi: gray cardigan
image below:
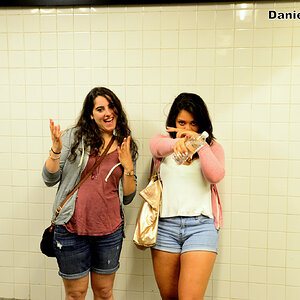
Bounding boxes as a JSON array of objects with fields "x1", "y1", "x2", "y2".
[{"x1": 42, "y1": 127, "x2": 137, "y2": 225}]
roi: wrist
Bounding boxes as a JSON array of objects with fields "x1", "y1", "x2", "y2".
[
  {"x1": 51, "y1": 147, "x2": 61, "y2": 154},
  {"x1": 124, "y1": 167, "x2": 134, "y2": 176},
  {"x1": 123, "y1": 163, "x2": 134, "y2": 172},
  {"x1": 49, "y1": 150, "x2": 60, "y2": 160}
]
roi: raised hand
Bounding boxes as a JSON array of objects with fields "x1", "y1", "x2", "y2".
[
  {"x1": 117, "y1": 136, "x2": 134, "y2": 173},
  {"x1": 49, "y1": 119, "x2": 63, "y2": 153}
]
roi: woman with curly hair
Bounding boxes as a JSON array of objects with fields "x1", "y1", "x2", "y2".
[{"x1": 42, "y1": 87, "x2": 138, "y2": 300}]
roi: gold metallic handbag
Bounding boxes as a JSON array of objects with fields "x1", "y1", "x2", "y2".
[{"x1": 133, "y1": 160, "x2": 162, "y2": 248}]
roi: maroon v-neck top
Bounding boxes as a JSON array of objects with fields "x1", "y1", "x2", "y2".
[{"x1": 66, "y1": 149, "x2": 123, "y2": 236}]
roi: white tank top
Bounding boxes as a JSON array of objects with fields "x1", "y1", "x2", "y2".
[{"x1": 159, "y1": 155, "x2": 213, "y2": 218}]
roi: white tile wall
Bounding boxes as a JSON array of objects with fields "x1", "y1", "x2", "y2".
[{"x1": 1, "y1": 1, "x2": 300, "y2": 299}]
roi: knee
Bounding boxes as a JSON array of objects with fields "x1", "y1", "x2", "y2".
[
  {"x1": 93, "y1": 286, "x2": 113, "y2": 299},
  {"x1": 161, "y1": 296, "x2": 178, "y2": 300},
  {"x1": 66, "y1": 290, "x2": 87, "y2": 300},
  {"x1": 160, "y1": 291, "x2": 178, "y2": 300}
]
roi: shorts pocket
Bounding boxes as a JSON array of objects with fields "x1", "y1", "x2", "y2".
[
  {"x1": 54, "y1": 225, "x2": 71, "y2": 237},
  {"x1": 54, "y1": 226, "x2": 78, "y2": 249}
]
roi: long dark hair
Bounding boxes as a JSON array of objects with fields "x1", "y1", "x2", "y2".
[
  {"x1": 166, "y1": 93, "x2": 215, "y2": 145},
  {"x1": 68, "y1": 87, "x2": 138, "y2": 162}
]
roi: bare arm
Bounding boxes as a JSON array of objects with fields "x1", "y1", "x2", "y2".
[
  {"x1": 118, "y1": 136, "x2": 136, "y2": 196},
  {"x1": 45, "y1": 119, "x2": 63, "y2": 173}
]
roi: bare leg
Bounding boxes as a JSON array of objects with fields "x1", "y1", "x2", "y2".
[
  {"x1": 91, "y1": 272, "x2": 116, "y2": 300},
  {"x1": 178, "y1": 251, "x2": 216, "y2": 300},
  {"x1": 151, "y1": 249, "x2": 181, "y2": 300},
  {"x1": 63, "y1": 275, "x2": 89, "y2": 300}
]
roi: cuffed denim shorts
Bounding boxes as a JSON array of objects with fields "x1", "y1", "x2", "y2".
[
  {"x1": 53, "y1": 225, "x2": 123, "y2": 280},
  {"x1": 152, "y1": 215, "x2": 219, "y2": 254}
]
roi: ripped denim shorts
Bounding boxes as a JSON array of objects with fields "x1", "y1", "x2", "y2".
[{"x1": 53, "y1": 225, "x2": 123, "y2": 280}]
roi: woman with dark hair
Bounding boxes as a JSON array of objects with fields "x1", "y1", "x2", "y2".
[
  {"x1": 150, "y1": 93, "x2": 225, "y2": 300},
  {"x1": 42, "y1": 87, "x2": 138, "y2": 300}
]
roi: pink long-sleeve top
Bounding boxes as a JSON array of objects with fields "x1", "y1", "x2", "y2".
[{"x1": 150, "y1": 134, "x2": 225, "y2": 229}]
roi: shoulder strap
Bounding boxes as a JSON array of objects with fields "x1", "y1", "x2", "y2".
[
  {"x1": 149, "y1": 159, "x2": 154, "y2": 180},
  {"x1": 50, "y1": 136, "x2": 115, "y2": 230},
  {"x1": 149, "y1": 158, "x2": 162, "y2": 182}
]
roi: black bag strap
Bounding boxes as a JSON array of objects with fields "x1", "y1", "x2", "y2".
[
  {"x1": 149, "y1": 159, "x2": 154, "y2": 179},
  {"x1": 49, "y1": 136, "x2": 115, "y2": 232}
]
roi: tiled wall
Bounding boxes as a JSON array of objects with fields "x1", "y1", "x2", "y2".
[{"x1": 0, "y1": 1, "x2": 300, "y2": 299}]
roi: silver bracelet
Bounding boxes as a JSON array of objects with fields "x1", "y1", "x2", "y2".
[
  {"x1": 49, "y1": 155, "x2": 60, "y2": 160},
  {"x1": 49, "y1": 150, "x2": 60, "y2": 160}
]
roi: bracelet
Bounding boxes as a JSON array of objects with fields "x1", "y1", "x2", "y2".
[
  {"x1": 124, "y1": 170, "x2": 134, "y2": 176},
  {"x1": 51, "y1": 147, "x2": 61, "y2": 155},
  {"x1": 49, "y1": 150, "x2": 61, "y2": 160},
  {"x1": 49, "y1": 155, "x2": 60, "y2": 160}
]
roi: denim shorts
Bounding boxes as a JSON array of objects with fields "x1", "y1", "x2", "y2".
[
  {"x1": 152, "y1": 215, "x2": 219, "y2": 254},
  {"x1": 53, "y1": 225, "x2": 123, "y2": 280}
]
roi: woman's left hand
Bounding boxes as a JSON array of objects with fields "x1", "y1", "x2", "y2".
[{"x1": 118, "y1": 136, "x2": 134, "y2": 173}]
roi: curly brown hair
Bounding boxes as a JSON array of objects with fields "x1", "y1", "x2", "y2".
[{"x1": 68, "y1": 87, "x2": 138, "y2": 162}]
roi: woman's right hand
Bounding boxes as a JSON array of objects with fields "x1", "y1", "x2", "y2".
[
  {"x1": 49, "y1": 119, "x2": 63, "y2": 153},
  {"x1": 166, "y1": 127, "x2": 198, "y2": 157},
  {"x1": 172, "y1": 136, "x2": 187, "y2": 156}
]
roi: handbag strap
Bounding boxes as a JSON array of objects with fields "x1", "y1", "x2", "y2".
[
  {"x1": 149, "y1": 159, "x2": 154, "y2": 179},
  {"x1": 49, "y1": 136, "x2": 115, "y2": 231},
  {"x1": 149, "y1": 158, "x2": 160, "y2": 182}
]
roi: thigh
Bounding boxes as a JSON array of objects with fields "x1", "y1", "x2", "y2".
[
  {"x1": 53, "y1": 225, "x2": 91, "y2": 280},
  {"x1": 151, "y1": 248, "x2": 180, "y2": 300},
  {"x1": 91, "y1": 226, "x2": 123, "y2": 275},
  {"x1": 178, "y1": 251, "x2": 216, "y2": 300}
]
